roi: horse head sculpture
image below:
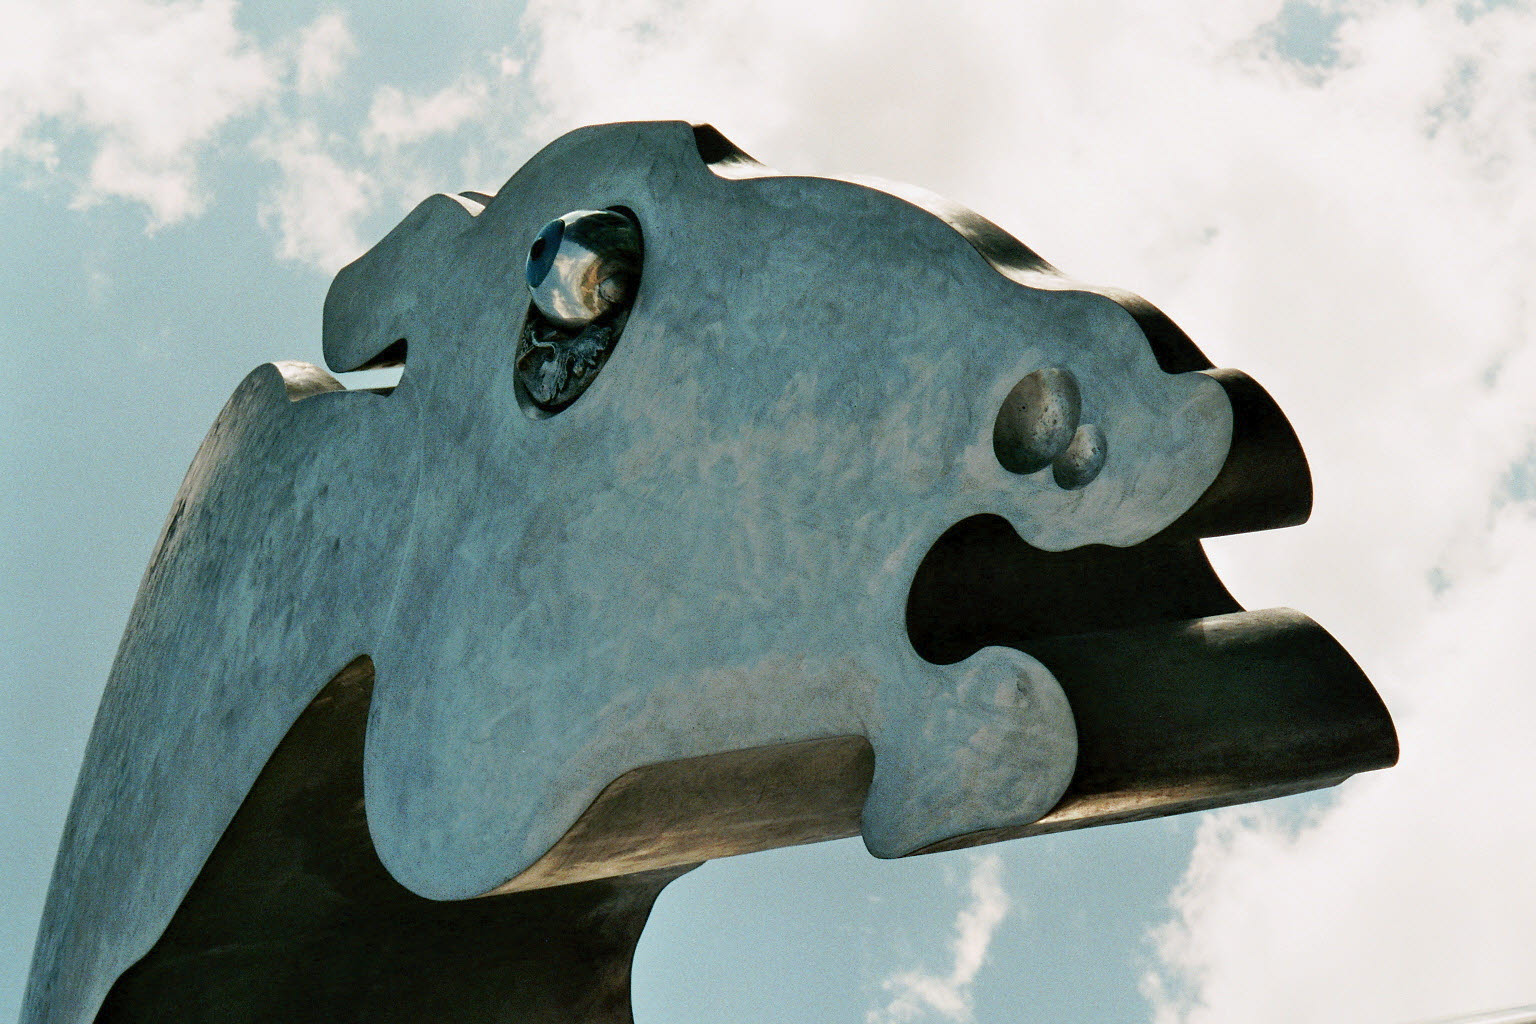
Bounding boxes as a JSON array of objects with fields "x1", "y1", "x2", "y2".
[{"x1": 23, "y1": 122, "x2": 1396, "y2": 1024}]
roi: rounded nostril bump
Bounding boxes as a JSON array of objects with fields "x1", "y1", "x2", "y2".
[
  {"x1": 993, "y1": 367, "x2": 1082, "y2": 474},
  {"x1": 1052, "y1": 423, "x2": 1107, "y2": 490}
]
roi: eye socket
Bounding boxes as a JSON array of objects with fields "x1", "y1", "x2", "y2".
[
  {"x1": 515, "y1": 207, "x2": 644, "y2": 418},
  {"x1": 524, "y1": 209, "x2": 642, "y2": 328}
]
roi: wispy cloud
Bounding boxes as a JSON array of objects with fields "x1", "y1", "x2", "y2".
[
  {"x1": 253, "y1": 121, "x2": 374, "y2": 273},
  {"x1": 867, "y1": 855, "x2": 1011, "y2": 1024},
  {"x1": 0, "y1": 0, "x2": 276, "y2": 226},
  {"x1": 362, "y1": 77, "x2": 489, "y2": 153},
  {"x1": 294, "y1": 12, "x2": 355, "y2": 97},
  {"x1": 252, "y1": 65, "x2": 512, "y2": 273},
  {"x1": 0, "y1": 1, "x2": 468, "y2": 265}
]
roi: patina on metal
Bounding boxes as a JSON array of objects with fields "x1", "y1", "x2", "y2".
[{"x1": 23, "y1": 121, "x2": 1396, "y2": 1024}]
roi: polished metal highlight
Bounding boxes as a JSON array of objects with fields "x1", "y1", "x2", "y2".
[{"x1": 525, "y1": 209, "x2": 642, "y2": 328}]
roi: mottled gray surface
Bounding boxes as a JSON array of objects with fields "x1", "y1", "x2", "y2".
[{"x1": 23, "y1": 121, "x2": 1232, "y2": 1024}]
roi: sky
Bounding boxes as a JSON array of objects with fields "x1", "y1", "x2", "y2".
[{"x1": 2, "y1": 0, "x2": 1535, "y2": 1022}]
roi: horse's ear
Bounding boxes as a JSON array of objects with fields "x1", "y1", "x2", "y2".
[{"x1": 322, "y1": 193, "x2": 484, "y2": 373}]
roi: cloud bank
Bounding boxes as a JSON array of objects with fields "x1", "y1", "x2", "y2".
[{"x1": 1145, "y1": 502, "x2": 1536, "y2": 1022}]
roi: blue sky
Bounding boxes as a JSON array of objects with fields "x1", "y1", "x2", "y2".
[{"x1": 3, "y1": 1, "x2": 1536, "y2": 1021}]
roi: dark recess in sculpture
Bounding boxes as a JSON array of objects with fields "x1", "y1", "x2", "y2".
[{"x1": 906, "y1": 515, "x2": 1394, "y2": 849}]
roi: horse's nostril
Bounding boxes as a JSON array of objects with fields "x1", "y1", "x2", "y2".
[
  {"x1": 1053, "y1": 424, "x2": 1107, "y2": 490},
  {"x1": 993, "y1": 367, "x2": 1081, "y2": 475}
]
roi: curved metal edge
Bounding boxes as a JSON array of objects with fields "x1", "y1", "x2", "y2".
[
  {"x1": 267, "y1": 359, "x2": 345, "y2": 402},
  {"x1": 322, "y1": 193, "x2": 485, "y2": 374},
  {"x1": 487, "y1": 734, "x2": 874, "y2": 895},
  {"x1": 688, "y1": 123, "x2": 1216, "y2": 376},
  {"x1": 21, "y1": 362, "x2": 409, "y2": 1024}
]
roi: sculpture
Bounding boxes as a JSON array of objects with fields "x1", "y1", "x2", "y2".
[{"x1": 22, "y1": 121, "x2": 1397, "y2": 1023}]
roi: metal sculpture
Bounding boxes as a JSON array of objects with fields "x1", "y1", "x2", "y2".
[{"x1": 22, "y1": 121, "x2": 1397, "y2": 1024}]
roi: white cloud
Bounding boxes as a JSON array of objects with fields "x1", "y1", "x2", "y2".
[
  {"x1": 250, "y1": 67, "x2": 512, "y2": 273},
  {"x1": 251, "y1": 54, "x2": 532, "y2": 274},
  {"x1": 363, "y1": 77, "x2": 489, "y2": 153},
  {"x1": 0, "y1": 0, "x2": 515, "y2": 265},
  {"x1": 294, "y1": 12, "x2": 355, "y2": 97},
  {"x1": 0, "y1": 0, "x2": 276, "y2": 226},
  {"x1": 1145, "y1": 502, "x2": 1536, "y2": 1023},
  {"x1": 867, "y1": 855, "x2": 1011, "y2": 1024},
  {"x1": 254, "y1": 122, "x2": 374, "y2": 274}
]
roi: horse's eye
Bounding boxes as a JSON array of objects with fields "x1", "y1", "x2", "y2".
[{"x1": 525, "y1": 209, "x2": 643, "y2": 327}]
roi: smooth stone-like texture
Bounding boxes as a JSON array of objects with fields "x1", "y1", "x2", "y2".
[
  {"x1": 24, "y1": 119, "x2": 1370, "y2": 1024},
  {"x1": 93, "y1": 657, "x2": 692, "y2": 1024}
]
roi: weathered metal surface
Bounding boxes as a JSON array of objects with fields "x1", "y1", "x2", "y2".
[{"x1": 24, "y1": 121, "x2": 1395, "y2": 1024}]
